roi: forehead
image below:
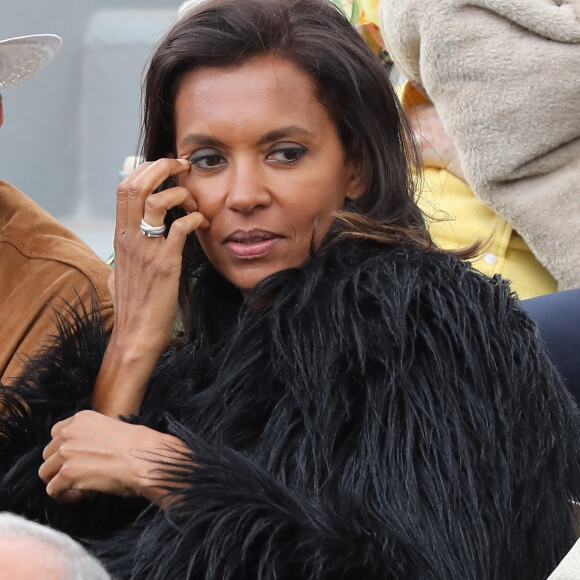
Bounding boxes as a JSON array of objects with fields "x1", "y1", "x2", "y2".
[{"x1": 173, "y1": 56, "x2": 335, "y2": 141}]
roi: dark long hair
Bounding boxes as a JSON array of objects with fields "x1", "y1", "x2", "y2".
[{"x1": 140, "y1": 0, "x2": 431, "y2": 335}]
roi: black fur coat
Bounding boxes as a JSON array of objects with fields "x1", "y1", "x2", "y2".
[{"x1": 1, "y1": 242, "x2": 580, "y2": 579}]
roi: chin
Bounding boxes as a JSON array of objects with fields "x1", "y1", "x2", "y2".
[
  {"x1": 233, "y1": 275, "x2": 272, "y2": 295},
  {"x1": 228, "y1": 266, "x2": 286, "y2": 295}
]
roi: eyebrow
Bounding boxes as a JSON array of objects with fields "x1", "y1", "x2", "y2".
[
  {"x1": 178, "y1": 125, "x2": 314, "y2": 150},
  {"x1": 256, "y1": 126, "x2": 314, "y2": 145},
  {"x1": 179, "y1": 134, "x2": 224, "y2": 149}
]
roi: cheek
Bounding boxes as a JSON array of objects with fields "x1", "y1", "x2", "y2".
[
  {"x1": 297, "y1": 177, "x2": 349, "y2": 221},
  {"x1": 195, "y1": 229, "x2": 221, "y2": 267},
  {"x1": 181, "y1": 176, "x2": 221, "y2": 219},
  {"x1": 195, "y1": 219, "x2": 218, "y2": 246},
  {"x1": 195, "y1": 229, "x2": 210, "y2": 252}
]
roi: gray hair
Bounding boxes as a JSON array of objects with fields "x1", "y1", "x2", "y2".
[{"x1": 0, "y1": 512, "x2": 110, "y2": 579}]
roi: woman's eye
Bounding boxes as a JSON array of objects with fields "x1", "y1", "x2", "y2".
[
  {"x1": 267, "y1": 146, "x2": 307, "y2": 164},
  {"x1": 189, "y1": 149, "x2": 227, "y2": 169}
]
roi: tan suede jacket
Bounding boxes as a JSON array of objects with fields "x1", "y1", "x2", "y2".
[{"x1": 0, "y1": 180, "x2": 113, "y2": 384}]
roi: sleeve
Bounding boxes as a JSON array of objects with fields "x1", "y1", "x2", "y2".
[
  {"x1": 0, "y1": 304, "x2": 109, "y2": 520},
  {"x1": 97, "y1": 420, "x2": 425, "y2": 580},
  {"x1": 0, "y1": 180, "x2": 114, "y2": 383},
  {"x1": 378, "y1": 0, "x2": 580, "y2": 288}
]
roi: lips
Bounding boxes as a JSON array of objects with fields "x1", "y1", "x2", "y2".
[{"x1": 225, "y1": 229, "x2": 282, "y2": 259}]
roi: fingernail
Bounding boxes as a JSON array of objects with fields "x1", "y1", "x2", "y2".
[{"x1": 177, "y1": 159, "x2": 190, "y2": 166}]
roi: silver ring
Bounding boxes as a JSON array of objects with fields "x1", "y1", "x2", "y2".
[{"x1": 140, "y1": 218, "x2": 166, "y2": 238}]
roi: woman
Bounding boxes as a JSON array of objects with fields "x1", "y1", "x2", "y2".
[{"x1": 1, "y1": 0, "x2": 579, "y2": 578}]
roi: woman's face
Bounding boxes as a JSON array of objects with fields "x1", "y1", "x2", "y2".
[{"x1": 174, "y1": 56, "x2": 363, "y2": 292}]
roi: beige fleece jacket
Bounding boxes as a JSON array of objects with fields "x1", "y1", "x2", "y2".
[{"x1": 380, "y1": 0, "x2": 580, "y2": 289}]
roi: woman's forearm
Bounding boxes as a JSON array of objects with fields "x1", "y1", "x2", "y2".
[
  {"x1": 92, "y1": 335, "x2": 164, "y2": 418},
  {"x1": 92, "y1": 157, "x2": 206, "y2": 418}
]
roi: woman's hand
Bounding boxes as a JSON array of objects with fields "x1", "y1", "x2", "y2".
[
  {"x1": 38, "y1": 411, "x2": 189, "y2": 505},
  {"x1": 93, "y1": 158, "x2": 209, "y2": 418},
  {"x1": 111, "y1": 158, "x2": 207, "y2": 355}
]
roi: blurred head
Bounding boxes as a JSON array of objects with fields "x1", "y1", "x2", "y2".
[
  {"x1": 0, "y1": 513, "x2": 110, "y2": 580},
  {"x1": 141, "y1": 0, "x2": 428, "y2": 295}
]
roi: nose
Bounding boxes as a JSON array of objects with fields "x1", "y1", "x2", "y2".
[{"x1": 225, "y1": 160, "x2": 271, "y2": 214}]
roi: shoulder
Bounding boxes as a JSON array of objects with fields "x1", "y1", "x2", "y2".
[
  {"x1": 258, "y1": 240, "x2": 522, "y2": 341},
  {"x1": 0, "y1": 180, "x2": 112, "y2": 309},
  {"x1": 0, "y1": 180, "x2": 113, "y2": 382},
  {"x1": 307, "y1": 240, "x2": 506, "y2": 303}
]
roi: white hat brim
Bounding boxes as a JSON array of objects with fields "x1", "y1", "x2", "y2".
[{"x1": 0, "y1": 34, "x2": 62, "y2": 89}]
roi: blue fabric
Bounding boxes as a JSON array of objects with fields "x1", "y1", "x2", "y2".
[{"x1": 524, "y1": 289, "x2": 580, "y2": 405}]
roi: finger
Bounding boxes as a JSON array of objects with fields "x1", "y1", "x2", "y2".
[
  {"x1": 53, "y1": 489, "x2": 85, "y2": 504},
  {"x1": 164, "y1": 212, "x2": 210, "y2": 255},
  {"x1": 45, "y1": 473, "x2": 84, "y2": 504},
  {"x1": 49, "y1": 416, "x2": 73, "y2": 439},
  {"x1": 38, "y1": 452, "x2": 62, "y2": 483},
  {"x1": 126, "y1": 159, "x2": 191, "y2": 228},
  {"x1": 42, "y1": 435, "x2": 60, "y2": 461},
  {"x1": 44, "y1": 461, "x2": 79, "y2": 500},
  {"x1": 116, "y1": 162, "x2": 153, "y2": 237},
  {"x1": 142, "y1": 186, "x2": 198, "y2": 230},
  {"x1": 51, "y1": 488, "x2": 95, "y2": 504}
]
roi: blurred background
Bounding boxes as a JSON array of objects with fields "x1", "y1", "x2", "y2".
[{"x1": 0, "y1": 0, "x2": 184, "y2": 258}]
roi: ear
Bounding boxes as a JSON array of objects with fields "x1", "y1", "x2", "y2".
[
  {"x1": 345, "y1": 163, "x2": 366, "y2": 201},
  {"x1": 0, "y1": 98, "x2": 4, "y2": 128}
]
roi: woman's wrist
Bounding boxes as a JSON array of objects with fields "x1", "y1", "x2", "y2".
[
  {"x1": 92, "y1": 342, "x2": 160, "y2": 418},
  {"x1": 131, "y1": 430, "x2": 191, "y2": 505}
]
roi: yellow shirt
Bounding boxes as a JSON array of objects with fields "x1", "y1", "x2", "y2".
[
  {"x1": 417, "y1": 168, "x2": 557, "y2": 300},
  {"x1": 399, "y1": 82, "x2": 556, "y2": 299}
]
